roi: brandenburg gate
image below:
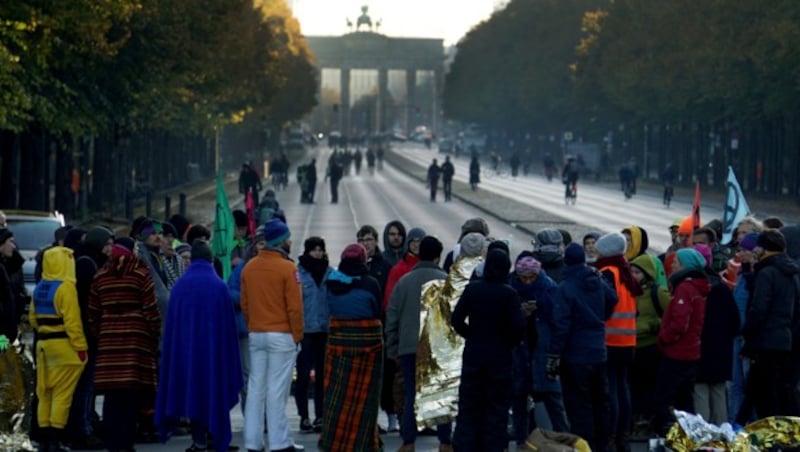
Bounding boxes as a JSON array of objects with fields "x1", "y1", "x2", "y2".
[{"x1": 305, "y1": 6, "x2": 444, "y2": 136}]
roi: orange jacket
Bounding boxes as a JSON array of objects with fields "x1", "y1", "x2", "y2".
[
  {"x1": 601, "y1": 265, "x2": 637, "y2": 347},
  {"x1": 241, "y1": 249, "x2": 304, "y2": 342}
]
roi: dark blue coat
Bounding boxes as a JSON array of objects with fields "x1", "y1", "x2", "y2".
[
  {"x1": 549, "y1": 264, "x2": 617, "y2": 364},
  {"x1": 155, "y1": 260, "x2": 243, "y2": 452},
  {"x1": 510, "y1": 271, "x2": 561, "y2": 393}
]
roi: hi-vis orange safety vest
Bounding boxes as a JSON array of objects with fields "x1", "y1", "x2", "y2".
[{"x1": 602, "y1": 265, "x2": 637, "y2": 347}]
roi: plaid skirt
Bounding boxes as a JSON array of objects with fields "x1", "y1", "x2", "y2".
[{"x1": 318, "y1": 318, "x2": 384, "y2": 452}]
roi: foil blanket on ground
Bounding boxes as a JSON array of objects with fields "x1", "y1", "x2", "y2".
[
  {"x1": 666, "y1": 410, "x2": 800, "y2": 451},
  {"x1": 415, "y1": 256, "x2": 482, "y2": 429}
]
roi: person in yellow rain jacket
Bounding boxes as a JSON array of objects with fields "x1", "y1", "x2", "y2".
[{"x1": 29, "y1": 246, "x2": 87, "y2": 452}]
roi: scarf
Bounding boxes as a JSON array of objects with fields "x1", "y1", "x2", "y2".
[
  {"x1": 593, "y1": 254, "x2": 643, "y2": 296},
  {"x1": 299, "y1": 254, "x2": 329, "y2": 287}
]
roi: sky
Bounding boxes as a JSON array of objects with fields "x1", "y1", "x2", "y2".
[{"x1": 291, "y1": 0, "x2": 501, "y2": 46}]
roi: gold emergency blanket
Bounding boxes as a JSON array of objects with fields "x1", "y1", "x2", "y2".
[
  {"x1": 666, "y1": 410, "x2": 800, "y2": 452},
  {"x1": 414, "y1": 256, "x2": 482, "y2": 429}
]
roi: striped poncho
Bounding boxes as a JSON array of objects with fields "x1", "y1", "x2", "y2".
[{"x1": 88, "y1": 253, "x2": 161, "y2": 391}]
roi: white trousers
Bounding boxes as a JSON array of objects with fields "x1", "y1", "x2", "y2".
[{"x1": 244, "y1": 332, "x2": 298, "y2": 451}]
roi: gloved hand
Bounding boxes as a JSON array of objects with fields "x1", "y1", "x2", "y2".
[
  {"x1": 0, "y1": 335, "x2": 9, "y2": 352},
  {"x1": 78, "y1": 350, "x2": 87, "y2": 362},
  {"x1": 545, "y1": 354, "x2": 560, "y2": 380}
]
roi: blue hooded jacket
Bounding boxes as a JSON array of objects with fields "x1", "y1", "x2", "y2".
[{"x1": 549, "y1": 264, "x2": 617, "y2": 364}]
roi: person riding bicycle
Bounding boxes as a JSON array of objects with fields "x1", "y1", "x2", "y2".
[{"x1": 562, "y1": 156, "x2": 580, "y2": 202}]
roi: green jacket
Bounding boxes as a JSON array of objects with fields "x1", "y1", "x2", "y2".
[{"x1": 631, "y1": 254, "x2": 671, "y2": 348}]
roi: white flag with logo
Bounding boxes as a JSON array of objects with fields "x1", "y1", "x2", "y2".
[{"x1": 721, "y1": 166, "x2": 751, "y2": 245}]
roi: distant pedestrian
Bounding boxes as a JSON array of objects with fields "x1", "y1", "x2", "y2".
[
  {"x1": 155, "y1": 241, "x2": 242, "y2": 452},
  {"x1": 469, "y1": 156, "x2": 480, "y2": 191},
  {"x1": 441, "y1": 156, "x2": 455, "y2": 201},
  {"x1": 427, "y1": 159, "x2": 441, "y2": 202}
]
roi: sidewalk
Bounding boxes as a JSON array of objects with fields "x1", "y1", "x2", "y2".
[{"x1": 80, "y1": 173, "x2": 242, "y2": 235}]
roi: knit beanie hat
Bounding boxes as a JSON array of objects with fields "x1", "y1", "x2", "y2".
[
  {"x1": 460, "y1": 232, "x2": 487, "y2": 258},
  {"x1": 460, "y1": 217, "x2": 490, "y2": 240},
  {"x1": 341, "y1": 243, "x2": 367, "y2": 263},
  {"x1": 488, "y1": 239, "x2": 510, "y2": 256},
  {"x1": 515, "y1": 256, "x2": 542, "y2": 276},
  {"x1": 304, "y1": 236, "x2": 326, "y2": 254},
  {"x1": 678, "y1": 216, "x2": 694, "y2": 235},
  {"x1": 694, "y1": 243, "x2": 712, "y2": 269},
  {"x1": 675, "y1": 248, "x2": 706, "y2": 271},
  {"x1": 85, "y1": 227, "x2": 113, "y2": 254},
  {"x1": 263, "y1": 219, "x2": 290, "y2": 247},
  {"x1": 407, "y1": 227, "x2": 427, "y2": 243},
  {"x1": 738, "y1": 232, "x2": 759, "y2": 251},
  {"x1": 534, "y1": 228, "x2": 563, "y2": 254},
  {"x1": 0, "y1": 229, "x2": 13, "y2": 246},
  {"x1": 161, "y1": 221, "x2": 177, "y2": 238},
  {"x1": 595, "y1": 232, "x2": 627, "y2": 258},
  {"x1": 757, "y1": 229, "x2": 786, "y2": 252},
  {"x1": 564, "y1": 243, "x2": 586, "y2": 266}
]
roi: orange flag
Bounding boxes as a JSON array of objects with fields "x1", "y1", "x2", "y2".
[{"x1": 692, "y1": 181, "x2": 701, "y2": 230}]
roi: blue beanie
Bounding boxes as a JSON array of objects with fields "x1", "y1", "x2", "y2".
[
  {"x1": 263, "y1": 219, "x2": 290, "y2": 247},
  {"x1": 564, "y1": 243, "x2": 586, "y2": 266},
  {"x1": 675, "y1": 248, "x2": 706, "y2": 271}
]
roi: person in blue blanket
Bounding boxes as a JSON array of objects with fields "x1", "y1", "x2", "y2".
[{"x1": 155, "y1": 240, "x2": 243, "y2": 452}]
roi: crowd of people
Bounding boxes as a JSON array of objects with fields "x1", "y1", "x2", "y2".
[{"x1": 1, "y1": 186, "x2": 800, "y2": 452}]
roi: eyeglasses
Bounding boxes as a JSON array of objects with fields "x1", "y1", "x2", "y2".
[{"x1": 357, "y1": 237, "x2": 376, "y2": 243}]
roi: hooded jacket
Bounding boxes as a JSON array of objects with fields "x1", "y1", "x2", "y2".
[
  {"x1": 532, "y1": 250, "x2": 566, "y2": 283},
  {"x1": 630, "y1": 254, "x2": 671, "y2": 348},
  {"x1": 30, "y1": 246, "x2": 88, "y2": 360},
  {"x1": 742, "y1": 253, "x2": 800, "y2": 352},
  {"x1": 326, "y1": 259, "x2": 381, "y2": 320},
  {"x1": 658, "y1": 269, "x2": 710, "y2": 361},
  {"x1": 623, "y1": 225, "x2": 650, "y2": 262},
  {"x1": 381, "y1": 221, "x2": 407, "y2": 268},
  {"x1": 452, "y1": 250, "x2": 526, "y2": 368},
  {"x1": 549, "y1": 264, "x2": 618, "y2": 364}
]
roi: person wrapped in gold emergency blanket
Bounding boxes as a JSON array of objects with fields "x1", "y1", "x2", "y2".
[{"x1": 415, "y1": 232, "x2": 488, "y2": 429}]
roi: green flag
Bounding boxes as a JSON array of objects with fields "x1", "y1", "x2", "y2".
[{"x1": 211, "y1": 171, "x2": 234, "y2": 282}]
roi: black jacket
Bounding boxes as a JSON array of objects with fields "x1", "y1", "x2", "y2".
[
  {"x1": 697, "y1": 272, "x2": 740, "y2": 383},
  {"x1": 742, "y1": 253, "x2": 800, "y2": 352}
]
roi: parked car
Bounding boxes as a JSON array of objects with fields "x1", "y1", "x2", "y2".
[{"x1": 3, "y1": 210, "x2": 66, "y2": 295}]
